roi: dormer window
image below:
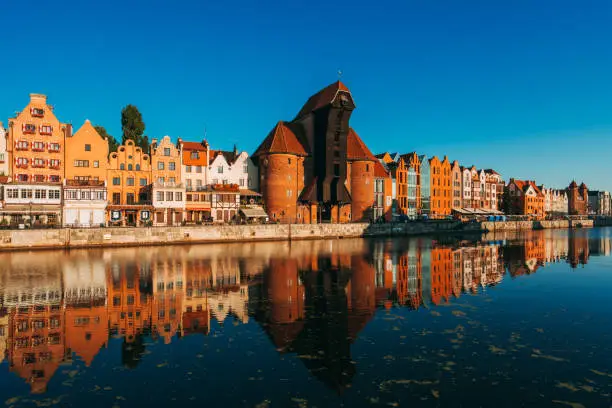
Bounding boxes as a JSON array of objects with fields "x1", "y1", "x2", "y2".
[
  {"x1": 164, "y1": 148, "x2": 171, "y2": 156},
  {"x1": 23, "y1": 124, "x2": 36, "y2": 134},
  {"x1": 191, "y1": 151, "x2": 199, "y2": 159},
  {"x1": 31, "y1": 107, "x2": 45, "y2": 117},
  {"x1": 39, "y1": 125, "x2": 53, "y2": 135}
]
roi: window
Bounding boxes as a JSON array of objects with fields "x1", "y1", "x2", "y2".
[
  {"x1": 128, "y1": 164, "x2": 133, "y2": 171},
  {"x1": 40, "y1": 125, "x2": 53, "y2": 135},
  {"x1": 85, "y1": 144, "x2": 91, "y2": 151},
  {"x1": 196, "y1": 180, "x2": 202, "y2": 188},
  {"x1": 140, "y1": 178, "x2": 147, "y2": 186},
  {"x1": 158, "y1": 177, "x2": 165, "y2": 184},
  {"x1": 93, "y1": 160, "x2": 99, "y2": 168},
  {"x1": 196, "y1": 166, "x2": 202, "y2": 173},
  {"x1": 113, "y1": 177, "x2": 121, "y2": 185},
  {"x1": 191, "y1": 151, "x2": 199, "y2": 159},
  {"x1": 136, "y1": 164, "x2": 140, "y2": 171},
  {"x1": 239, "y1": 178, "x2": 245, "y2": 187},
  {"x1": 74, "y1": 160, "x2": 89, "y2": 167},
  {"x1": 34, "y1": 189, "x2": 47, "y2": 199},
  {"x1": 156, "y1": 191, "x2": 163, "y2": 201},
  {"x1": 23, "y1": 123, "x2": 36, "y2": 133},
  {"x1": 186, "y1": 166, "x2": 192, "y2": 173},
  {"x1": 15, "y1": 140, "x2": 29, "y2": 150},
  {"x1": 158, "y1": 162, "x2": 165, "y2": 170},
  {"x1": 120, "y1": 163, "x2": 125, "y2": 170},
  {"x1": 113, "y1": 193, "x2": 121, "y2": 204},
  {"x1": 166, "y1": 192, "x2": 173, "y2": 201},
  {"x1": 32, "y1": 158, "x2": 45, "y2": 168},
  {"x1": 175, "y1": 192, "x2": 182, "y2": 201},
  {"x1": 169, "y1": 162, "x2": 176, "y2": 171},
  {"x1": 127, "y1": 193, "x2": 135, "y2": 205},
  {"x1": 127, "y1": 178, "x2": 135, "y2": 186},
  {"x1": 243, "y1": 165, "x2": 248, "y2": 173},
  {"x1": 218, "y1": 166, "x2": 223, "y2": 174},
  {"x1": 31, "y1": 107, "x2": 44, "y2": 117},
  {"x1": 286, "y1": 190, "x2": 293, "y2": 197},
  {"x1": 49, "y1": 159, "x2": 60, "y2": 169},
  {"x1": 164, "y1": 148, "x2": 171, "y2": 156},
  {"x1": 169, "y1": 177, "x2": 175, "y2": 184}
]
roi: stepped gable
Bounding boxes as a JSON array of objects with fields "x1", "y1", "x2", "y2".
[
  {"x1": 295, "y1": 81, "x2": 351, "y2": 120},
  {"x1": 347, "y1": 128, "x2": 376, "y2": 161},
  {"x1": 253, "y1": 121, "x2": 308, "y2": 157}
]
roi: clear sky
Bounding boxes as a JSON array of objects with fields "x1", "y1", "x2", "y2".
[{"x1": 2, "y1": 0, "x2": 611, "y2": 190}]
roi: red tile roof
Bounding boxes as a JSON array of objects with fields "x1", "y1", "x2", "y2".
[
  {"x1": 253, "y1": 121, "x2": 308, "y2": 156},
  {"x1": 181, "y1": 141, "x2": 207, "y2": 151},
  {"x1": 295, "y1": 81, "x2": 351, "y2": 119},
  {"x1": 512, "y1": 179, "x2": 543, "y2": 196},
  {"x1": 347, "y1": 128, "x2": 376, "y2": 161},
  {"x1": 374, "y1": 160, "x2": 389, "y2": 178}
]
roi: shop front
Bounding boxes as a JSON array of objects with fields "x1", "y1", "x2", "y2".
[{"x1": 107, "y1": 206, "x2": 153, "y2": 227}]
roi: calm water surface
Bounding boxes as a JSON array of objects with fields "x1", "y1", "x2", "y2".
[{"x1": 1, "y1": 228, "x2": 612, "y2": 407}]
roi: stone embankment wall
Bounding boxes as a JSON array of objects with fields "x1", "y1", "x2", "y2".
[
  {"x1": 481, "y1": 219, "x2": 593, "y2": 232},
  {"x1": 0, "y1": 219, "x2": 595, "y2": 251}
]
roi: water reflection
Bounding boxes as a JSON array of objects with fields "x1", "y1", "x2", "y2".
[{"x1": 0, "y1": 229, "x2": 608, "y2": 396}]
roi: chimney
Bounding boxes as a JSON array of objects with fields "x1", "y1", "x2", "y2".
[{"x1": 30, "y1": 94, "x2": 47, "y2": 104}]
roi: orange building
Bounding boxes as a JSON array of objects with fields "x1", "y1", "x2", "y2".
[
  {"x1": 63, "y1": 120, "x2": 109, "y2": 227},
  {"x1": 253, "y1": 81, "x2": 379, "y2": 224},
  {"x1": 151, "y1": 136, "x2": 185, "y2": 226},
  {"x1": 107, "y1": 140, "x2": 153, "y2": 226},
  {"x1": 429, "y1": 156, "x2": 452, "y2": 218},
  {"x1": 506, "y1": 179, "x2": 545, "y2": 219},
  {"x1": 3, "y1": 94, "x2": 70, "y2": 226},
  {"x1": 7, "y1": 94, "x2": 69, "y2": 185}
]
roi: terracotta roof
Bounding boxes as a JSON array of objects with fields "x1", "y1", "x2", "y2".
[
  {"x1": 253, "y1": 121, "x2": 308, "y2": 157},
  {"x1": 374, "y1": 160, "x2": 389, "y2": 178},
  {"x1": 295, "y1": 81, "x2": 351, "y2": 119},
  {"x1": 484, "y1": 169, "x2": 500, "y2": 175},
  {"x1": 347, "y1": 128, "x2": 376, "y2": 161},
  {"x1": 513, "y1": 179, "x2": 543, "y2": 196},
  {"x1": 181, "y1": 141, "x2": 208, "y2": 151}
]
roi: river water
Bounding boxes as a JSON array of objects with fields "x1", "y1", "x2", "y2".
[{"x1": 0, "y1": 228, "x2": 611, "y2": 407}]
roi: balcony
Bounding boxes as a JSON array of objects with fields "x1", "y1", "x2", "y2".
[{"x1": 66, "y1": 179, "x2": 105, "y2": 187}]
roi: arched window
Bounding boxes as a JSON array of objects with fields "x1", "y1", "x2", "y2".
[
  {"x1": 120, "y1": 163, "x2": 125, "y2": 170},
  {"x1": 136, "y1": 164, "x2": 141, "y2": 171},
  {"x1": 128, "y1": 164, "x2": 133, "y2": 171}
]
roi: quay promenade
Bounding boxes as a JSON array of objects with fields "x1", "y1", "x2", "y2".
[{"x1": 0, "y1": 219, "x2": 594, "y2": 251}]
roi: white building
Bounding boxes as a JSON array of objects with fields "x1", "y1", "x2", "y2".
[
  {"x1": 588, "y1": 190, "x2": 611, "y2": 216},
  {"x1": 0, "y1": 122, "x2": 7, "y2": 177},
  {"x1": 461, "y1": 167, "x2": 472, "y2": 208},
  {"x1": 541, "y1": 186, "x2": 568, "y2": 216},
  {"x1": 151, "y1": 136, "x2": 186, "y2": 226},
  {"x1": 0, "y1": 184, "x2": 62, "y2": 226},
  {"x1": 208, "y1": 147, "x2": 258, "y2": 191},
  {"x1": 63, "y1": 180, "x2": 107, "y2": 227}
]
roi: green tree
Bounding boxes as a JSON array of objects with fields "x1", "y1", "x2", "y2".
[
  {"x1": 94, "y1": 125, "x2": 119, "y2": 153},
  {"x1": 121, "y1": 104, "x2": 148, "y2": 151}
]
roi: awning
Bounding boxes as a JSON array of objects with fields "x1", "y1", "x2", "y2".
[
  {"x1": 0, "y1": 205, "x2": 61, "y2": 213},
  {"x1": 240, "y1": 189, "x2": 262, "y2": 197},
  {"x1": 240, "y1": 207, "x2": 269, "y2": 219}
]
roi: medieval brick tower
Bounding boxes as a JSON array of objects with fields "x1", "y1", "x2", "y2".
[
  {"x1": 567, "y1": 181, "x2": 589, "y2": 215},
  {"x1": 253, "y1": 82, "x2": 377, "y2": 223}
]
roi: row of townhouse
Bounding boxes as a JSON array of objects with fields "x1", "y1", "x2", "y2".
[
  {"x1": 506, "y1": 179, "x2": 598, "y2": 218},
  {"x1": 0, "y1": 94, "x2": 260, "y2": 228},
  {"x1": 377, "y1": 152, "x2": 504, "y2": 219}
]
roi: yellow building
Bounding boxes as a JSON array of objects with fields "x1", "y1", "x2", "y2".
[
  {"x1": 106, "y1": 140, "x2": 152, "y2": 226},
  {"x1": 151, "y1": 136, "x2": 185, "y2": 226},
  {"x1": 63, "y1": 120, "x2": 109, "y2": 227}
]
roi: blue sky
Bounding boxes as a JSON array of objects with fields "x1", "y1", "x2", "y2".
[{"x1": 2, "y1": 0, "x2": 611, "y2": 190}]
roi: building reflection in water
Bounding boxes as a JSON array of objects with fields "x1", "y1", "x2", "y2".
[{"x1": 0, "y1": 230, "x2": 603, "y2": 393}]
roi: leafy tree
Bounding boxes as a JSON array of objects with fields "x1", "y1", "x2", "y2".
[
  {"x1": 94, "y1": 125, "x2": 119, "y2": 153},
  {"x1": 121, "y1": 104, "x2": 148, "y2": 151}
]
